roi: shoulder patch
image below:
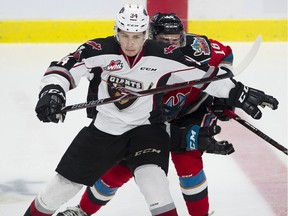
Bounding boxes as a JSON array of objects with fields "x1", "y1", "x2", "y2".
[
  {"x1": 191, "y1": 37, "x2": 210, "y2": 56},
  {"x1": 86, "y1": 41, "x2": 102, "y2": 50}
]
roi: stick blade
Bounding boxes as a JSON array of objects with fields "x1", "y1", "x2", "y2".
[{"x1": 234, "y1": 34, "x2": 262, "y2": 76}]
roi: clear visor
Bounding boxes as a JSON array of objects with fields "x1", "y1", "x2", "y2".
[{"x1": 155, "y1": 34, "x2": 181, "y2": 47}]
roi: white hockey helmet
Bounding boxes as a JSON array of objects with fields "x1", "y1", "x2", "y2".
[{"x1": 115, "y1": 4, "x2": 149, "y2": 33}]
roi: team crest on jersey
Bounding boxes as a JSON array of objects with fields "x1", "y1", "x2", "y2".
[
  {"x1": 165, "y1": 93, "x2": 187, "y2": 107},
  {"x1": 103, "y1": 60, "x2": 123, "y2": 71},
  {"x1": 191, "y1": 37, "x2": 210, "y2": 56},
  {"x1": 163, "y1": 92, "x2": 188, "y2": 120},
  {"x1": 164, "y1": 45, "x2": 177, "y2": 54},
  {"x1": 107, "y1": 75, "x2": 143, "y2": 110},
  {"x1": 86, "y1": 41, "x2": 102, "y2": 50}
]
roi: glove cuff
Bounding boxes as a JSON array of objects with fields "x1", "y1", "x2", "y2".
[
  {"x1": 226, "y1": 81, "x2": 243, "y2": 106},
  {"x1": 39, "y1": 84, "x2": 66, "y2": 101}
]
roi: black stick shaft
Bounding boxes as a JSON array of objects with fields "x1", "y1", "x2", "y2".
[
  {"x1": 225, "y1": 109, "x2": 288, "y2": 156},
  {"x1": 61, "y1": 72, "x2": 232, "y2": 113}
]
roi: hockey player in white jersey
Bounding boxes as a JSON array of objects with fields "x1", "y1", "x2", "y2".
[{"x1": 24, "y1": 4, "x2": 278, "y2": 216}]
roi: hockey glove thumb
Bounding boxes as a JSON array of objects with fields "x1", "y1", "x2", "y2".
[
  {"x1": 35, "y1": 84, "x2": 66, "y2": 123},
  {"x1": 226, "y1": 81, "x2": 279, "y2": 119}
]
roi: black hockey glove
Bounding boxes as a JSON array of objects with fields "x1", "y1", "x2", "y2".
[
  {"x1": 35, "y1": 84, "x2": 66, "y2": 123},
  {"x1": 210, "y1": 98, "x2": 235, "y2": 121},
  {"x1": 185, "y1": 123, "x2": 235, "y2": 155},
  {"x1": 226, "y1": 81, "x2": 279, "y2": 119}
]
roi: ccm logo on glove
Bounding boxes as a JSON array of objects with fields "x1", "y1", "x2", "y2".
[
  {"x1": 186, "y1": 125, "x2": 200, "y2": 151},
  {"x1": 238, "y1": 85, "x2": 249, "y2": 103}
]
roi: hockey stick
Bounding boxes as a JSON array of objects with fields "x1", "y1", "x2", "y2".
[
  {"x1": 61, "y1": 71, "x2": 233, "y2": 113},
  {"x1": 60, "y1": 35, "x2": 262, "y2": 113},
  {"x1": 224, "y1": 109, "x2": 288, "y2": 156},
  {"x1": 233, "y1": 34, "x2": 262, "y2": 75}
]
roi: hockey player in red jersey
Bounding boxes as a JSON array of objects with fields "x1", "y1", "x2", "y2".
[{"x1": 56, "y1": 13, "x2": 279, "y2": 216}]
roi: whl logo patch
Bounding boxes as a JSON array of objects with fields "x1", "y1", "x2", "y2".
[{"x1": 104, "y1": 60, "x2": 123, "y2": 71}]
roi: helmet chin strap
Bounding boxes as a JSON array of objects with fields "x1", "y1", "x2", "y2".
[{"x1": 114, "y1": 25, "x2": 120, "y2": 43}]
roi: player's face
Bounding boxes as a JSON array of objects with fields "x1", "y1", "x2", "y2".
[
  {"x1": 118, "y1": 30, "x2": 146, "y2": 57},
  {"x1": 155, "y1": 33, "x2": 181, "y2": 48}
]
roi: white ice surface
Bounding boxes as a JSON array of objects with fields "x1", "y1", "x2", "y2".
[{"x1": 0, "y1": 41, "x2": 287, "y2": 216}]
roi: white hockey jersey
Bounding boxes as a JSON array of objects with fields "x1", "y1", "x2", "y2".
[{"x1": 39, "y1": 36, "x2": 235, "y2": 135}]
